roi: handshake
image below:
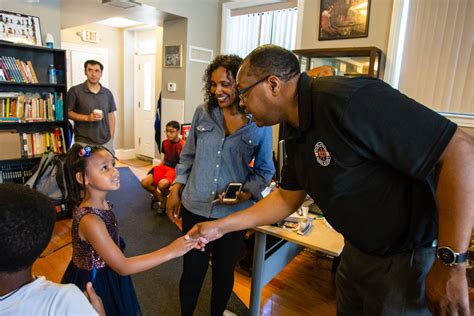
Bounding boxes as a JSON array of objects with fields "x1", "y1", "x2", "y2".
[{"x1": 184, "y1": 220, "x2": 225, "y2": 251}]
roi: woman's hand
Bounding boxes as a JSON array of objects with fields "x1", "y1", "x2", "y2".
[
  {"x1": 218, "y1": 190, "x2": 252, "y2": 205},
  {"x1": 166, "y1": 184, "x2": 182, "y2": 222}
]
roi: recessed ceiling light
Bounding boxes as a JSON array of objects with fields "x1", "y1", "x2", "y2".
[{"x1": 96, "y1": 17, "x2": 142, "y2": 28}]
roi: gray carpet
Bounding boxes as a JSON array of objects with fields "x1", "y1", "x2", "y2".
[{"x1": 109, "y1": 167, "x2": 249, "y2": 315}]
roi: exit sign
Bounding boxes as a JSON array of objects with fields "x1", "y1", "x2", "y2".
[{"x1": 79, "y1": 30, "x2": 100, "y2": 43}]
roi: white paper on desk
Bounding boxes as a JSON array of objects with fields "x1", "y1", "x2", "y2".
[{"x1": 285, "y1": 205, "x2": 309, "y2": 222}]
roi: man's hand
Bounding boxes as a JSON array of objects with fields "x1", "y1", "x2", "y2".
[
  {"x1": 187, "y1": 221, "x2": 224, "y2": 251},
  {"x1": 88, "y1": 112, "x2": 103, "y2": 122},
  {"x1": 425, "y1": 260, "x2": 470, "y2": 315},
  {"x1": 84, "y1": 282, "x2": 105, "y2": 316}
]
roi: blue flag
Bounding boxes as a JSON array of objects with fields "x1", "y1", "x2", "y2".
[{"x1": 154, "y1": 93, "x2": 162, "y2": 153}]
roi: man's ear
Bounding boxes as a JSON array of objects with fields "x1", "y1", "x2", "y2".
[{"x1": 268, "y1": 75, "x2": 281, "y2": 94}]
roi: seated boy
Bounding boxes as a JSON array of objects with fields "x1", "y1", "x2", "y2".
[
  {"x1": 141, "y1": 120, "x2": 185, "y2": 213},
  {"x1": 0, "y1": 184, "x2": 104, "y2": 315}
]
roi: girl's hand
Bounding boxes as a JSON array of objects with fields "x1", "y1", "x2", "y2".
[
  {"x1": 166, "y1": 185, "x2": 182, "y2": 222},
  {"x1": 218, "y1": 190, "x2": 252, "y2": 205},
  {"x1": 168, "y1": 234, "x2": 199, "y2": 257}
]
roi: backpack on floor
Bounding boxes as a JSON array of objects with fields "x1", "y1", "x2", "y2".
[{"x1": 25, "y1": 151, "x2": 67, "y2": 204}]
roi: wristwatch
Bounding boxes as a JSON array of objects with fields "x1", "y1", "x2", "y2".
[{"x1": 436, "y1": 246, "x2": 469, "y2": 266}]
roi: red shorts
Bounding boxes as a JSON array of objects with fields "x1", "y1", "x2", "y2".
[{"x1": 150, "y1": 164, "x2": 176, "y2": 186}]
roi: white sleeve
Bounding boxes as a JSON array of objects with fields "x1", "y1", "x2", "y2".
[{"x1": 49, "y1": 284, "x2": 99, "y2": 315}]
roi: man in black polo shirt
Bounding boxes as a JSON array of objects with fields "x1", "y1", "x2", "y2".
[
  {"x1": 67, "y1": 60, "x2": 116, "y2": 154},
  {"x1": 189, "y1": 45, "x2": 473, "y2": 315}
]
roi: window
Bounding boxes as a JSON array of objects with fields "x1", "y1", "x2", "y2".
[
  {"x1": 224, "y1": 8, "x2": 298, "y2": 58},
  {"x1": 386, "y1": 0, "x2": 473, "y2": 125}
]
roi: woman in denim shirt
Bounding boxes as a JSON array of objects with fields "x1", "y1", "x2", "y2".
[{"x1": 167, "y1": 55, "x2": 275, "y2": 316}]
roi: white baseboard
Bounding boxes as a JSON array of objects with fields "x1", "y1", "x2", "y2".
[
  {"x1": 152, "y1": 158, "x2": 162, "y2": 166},
  {"x1": 115, "y1": 149, "x2": 136, "y2": 160}
]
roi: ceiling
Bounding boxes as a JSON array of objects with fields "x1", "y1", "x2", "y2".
[{"x1": 60, "y1": 0, "x2": 183, "y2": 29}]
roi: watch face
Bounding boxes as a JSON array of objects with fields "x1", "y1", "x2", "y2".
[{"x1": 438, "y1": 247, "x2": 456, "y2": 265}]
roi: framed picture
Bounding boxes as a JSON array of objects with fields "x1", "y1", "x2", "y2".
[
  {"x1": 0, "y1": 10, "x2": 42, "y2": 46},
  {"x1": 164, "y1": 45, "x2": 182, "y2": 68},
  {"x1": 318, "y1": 0, "x2": 370, "y2": 41},
  {"x1": 181, "y1": 123, "x2": 191, "y2": 141}
]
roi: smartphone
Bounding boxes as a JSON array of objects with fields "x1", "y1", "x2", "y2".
[{"x1": 223, "y1": 183, "x2": 243, "y2": 202}]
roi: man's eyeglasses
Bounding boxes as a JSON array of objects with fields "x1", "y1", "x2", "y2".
[{"x1": 237, "y1": 75, "x2": 271, "y2": 103}]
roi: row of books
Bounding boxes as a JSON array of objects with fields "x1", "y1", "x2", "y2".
[
  {"x1": 0, "y1": 128, "x2": 67, "y2": 160},
  {"x1": 0, "y1": 164, "x2": 34, "y2": 184},
  {"x1": 0, "y1": 91, "x2": 64, "y2": 122},
  {"x1": 0, "y1": 55, "x2": 39, "y2": 83}
]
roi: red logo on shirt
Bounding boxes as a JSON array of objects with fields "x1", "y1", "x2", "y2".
[{"x1": 314, "y1": 142, "x2": 331, "y2": 166}]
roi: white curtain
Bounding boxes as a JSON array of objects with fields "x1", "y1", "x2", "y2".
[
  {"x1": 226, "y1": 13, "x2": 260, "y2": 58},
  {"x1": 397, "y1": 0, "x2": 473, "y2": 115},
  {"x1": 270, "y1": 8, "x2": 298, "y2": 50},
  {"x1": 259, "y1": 12, "x2": 273, "y2": 45},
  {"x1": 225, "y1": 8, "x2": 298, "y2": 58}
]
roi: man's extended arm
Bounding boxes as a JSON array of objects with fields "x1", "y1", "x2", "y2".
[
  {"x1": 189, "y1": 188, "x2": 307, "y2": 242},
  {"x1": 425, "y1": 128, "x2": 474, "y2": 315}
]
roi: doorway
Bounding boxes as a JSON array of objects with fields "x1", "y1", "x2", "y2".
[{"x1": 134, "y1": 53, "x2": 156, "y2": 158}]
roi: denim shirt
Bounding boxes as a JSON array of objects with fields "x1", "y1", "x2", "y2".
[{"x1": 174, "y1": 104, "x2": 275, "y2": 219}]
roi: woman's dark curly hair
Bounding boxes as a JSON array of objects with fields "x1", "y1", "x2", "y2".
[{"x1": 202, "y1": 54, "x2": 243, "y2": 112}]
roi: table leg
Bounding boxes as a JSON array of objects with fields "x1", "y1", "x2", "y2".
[{"x1": 249, "y1": 231, "x2": 266, "y2": 316}]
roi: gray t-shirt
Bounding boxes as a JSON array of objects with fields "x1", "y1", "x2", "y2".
[{"x1": 67, "y1": 81, "x2": 117, "y2": 145}]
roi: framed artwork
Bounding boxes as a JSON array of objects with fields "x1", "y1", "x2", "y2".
[
  {"x1": 181, "y1": 123, "x2": 191, "y2": 141},
  {"x1": 318, "y1": 0, "x2": 370, "y2": 41},
  {"x1": 164, "y1": 45, "x2": 182, "y2": 68},
  {"x1": 0, "y1": 10, "x2": 42, "y2": 46}
]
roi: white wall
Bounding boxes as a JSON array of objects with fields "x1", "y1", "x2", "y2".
[
  {"x1": 0, "y1": 0, "x2": 61, "y2": 47},
  {"x1": 145, "y1": 0, "x2": 220, "y2": 123}
]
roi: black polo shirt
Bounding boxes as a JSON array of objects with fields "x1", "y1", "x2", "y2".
[
  {"x1": 280, "y1": 73, "x2": 456, "y2": 255},
  {"x1": 67, "y1": 81, "x2": 117, "y2": 145}
]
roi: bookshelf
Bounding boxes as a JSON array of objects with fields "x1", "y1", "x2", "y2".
[{"x1": 0, "y1": 41, "x2": 69, "y2": 218}]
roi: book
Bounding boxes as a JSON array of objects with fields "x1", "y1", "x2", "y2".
[
  {"x1": 15, "y1": 59, "x2": 28, "y2": 82},
  {"x1": 0, "y1": 56, "x2": 14, "y2": 81},
  {"x1": 5, "y1": 56, "x2": 22, "y2": 82},
  {"x1": 0, "y1": 117, "x2": 21, "y2": 122},
  {"x1": 0, "y1": 67, "x2": 6, "y2": 81},
  {"x1": 26, "y1": 61, "x2": 38, "y2": 83},
  {"x1": 0, "y1": 60, "x2": 10, "y2": 81}
]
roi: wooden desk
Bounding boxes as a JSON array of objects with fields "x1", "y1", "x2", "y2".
[{"x1": 249, "y1": 218, "x2": 344, "y2": 315}]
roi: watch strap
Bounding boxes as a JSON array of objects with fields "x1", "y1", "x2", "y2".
[{"x1": 455, "y1": 250, "x2": 469, "y2": 263}]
